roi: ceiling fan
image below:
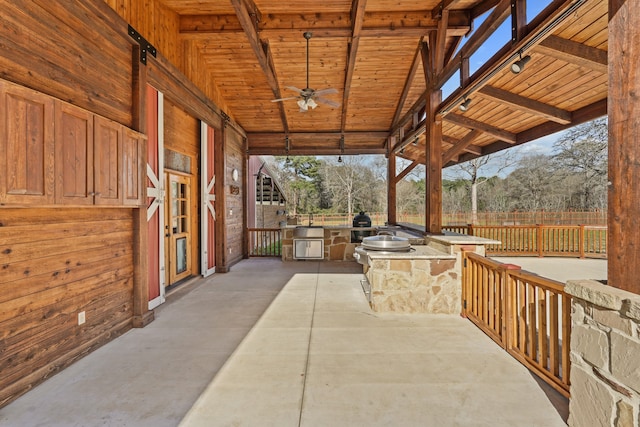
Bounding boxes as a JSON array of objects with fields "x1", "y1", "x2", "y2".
[{"x1": 271, "y1": 31, "x2": 340, "y2": 112}]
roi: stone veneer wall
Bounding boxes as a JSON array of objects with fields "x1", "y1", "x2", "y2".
[
  {"x1": 566, "y1": 280, "x2": 640, "y2": 427},
  {"x1": 366, "y1": 257, "x2": 458, "y2": 313},
  {"x1": 281, "y1": 228, "x2": 358, "y2": 261},
  {"x1": 364, "y1": 242, "x2": 488, "y2": 314}
]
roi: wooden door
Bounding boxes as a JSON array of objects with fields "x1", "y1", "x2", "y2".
[
  {"x1": 201, "y1": 122, "x2": 216, "y2": 277},
  {"x1": 146, "y1": 87, "x2": 165, "y2": 309},
  {"x1": 166, "y1": 172, "x2": 192, "y2": 285}
]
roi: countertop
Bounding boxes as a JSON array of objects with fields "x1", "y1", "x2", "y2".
[{"x1": 365, "y1": 245, "x2": 455, "y2": 260}]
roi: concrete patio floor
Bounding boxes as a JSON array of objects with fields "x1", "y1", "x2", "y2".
[{"x1": 0, "y1": 258, "x2": 569, "y2": 427}]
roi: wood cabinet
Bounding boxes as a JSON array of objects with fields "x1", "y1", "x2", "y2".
[
  {"x1": 122, "y1": 127, "x2": 145, "y2": 207},
  {"x1": 0, "y1": 81, "x2": 55, "y2": 205},
  {"x1": 0, "y1": 80, "x2": 145, "y2": 207},
  {"x1": 55, "y1": 101, "x2": 94, "y2": 205},
  {"x1": 94, "y1": 115, "x2": 122, "y2": 205}
]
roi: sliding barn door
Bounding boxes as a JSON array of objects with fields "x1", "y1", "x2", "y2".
[
  {"x1": 146, "y1": 86, "x2": 166, "y2": 309},
  {"x1": 201, "y1": 122, "x2": 216, "y2": 277}
]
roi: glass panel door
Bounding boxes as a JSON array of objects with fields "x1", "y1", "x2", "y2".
[{"x1": 166, "y1": 172, "x2": 191, "y2": 285}]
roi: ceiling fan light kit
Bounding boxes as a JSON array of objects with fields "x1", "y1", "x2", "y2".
[{"x1": 271, "y1": 31, "x2": 339, "y2": 112}]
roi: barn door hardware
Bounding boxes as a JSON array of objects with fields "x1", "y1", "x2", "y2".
[{"x1": 128, "y1": 25, "x2": 157, "y2": 65}]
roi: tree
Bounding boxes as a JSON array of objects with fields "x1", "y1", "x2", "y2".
[
  {"x1": 270, "y1": 156, "x2": 324, "y2": 215},
  {"x1": 507, "y1": 154, "x2": 565, "y2": 212},
  {"x1": 552, "y1": 117, "x2": 608, "y2": 210},
  {"x1": 444, "y1": 151, "x2": 516, "y2": 223},
  {"x1": 319, "y1": 156, "x2": 380, "y2": 218}
]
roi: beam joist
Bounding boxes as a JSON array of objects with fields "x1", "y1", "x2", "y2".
[
  {"x1": 445, "y1": 113, "x2": 516, "y2": 143},
  {"x1": 341, "y1": 0, "x2": 367, "y2": 132},
  {"x1": 442, "y1": 129, "x2": 482, "y2": 163},
  {"x1": 230, "y1": 0, "x2": 289, "y2": 132},
  {"x1": 534, "y1": 35, "x2": 608, "y2": 74},
  {"x1": 478, "y1": 86, "x2": 572, "y2": 124}
]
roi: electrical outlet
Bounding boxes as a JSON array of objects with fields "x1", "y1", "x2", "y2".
[{"x1": 78, "y1": 311, "x2": 86, "y2": 325}]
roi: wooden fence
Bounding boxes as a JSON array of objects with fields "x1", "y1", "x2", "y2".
[
  {"x1": 248, "y1": 228, "x2": 282, "y2": 257},
  {"x1": 444, "y1": 224, "x2": 607, "y2": 258},
  {"x1": 463, "y1": 251, "x2": 571, "y2": 397}
]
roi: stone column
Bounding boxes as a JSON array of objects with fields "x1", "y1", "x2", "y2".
[{"x1": 566, "y1": 280, "x2": 640, "y2": 426}]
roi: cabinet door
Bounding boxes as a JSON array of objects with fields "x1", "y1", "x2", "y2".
[
  {"x1": 122, "y1": 127, "x2": 145, "y2": 206},
  {"x1": 307, "y1": 240, "x2": 324, "y2": 259},
  {"x1": 94, "y1": 116, "x2": 122, "y2": 205},
  {"x1": 54, "y1": 101, "x2": 94, "y2": 205},
  {"x1": 0, "y1": 81, "x2": 55, "y2": 205}
]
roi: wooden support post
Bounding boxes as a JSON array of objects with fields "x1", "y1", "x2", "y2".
[
  {"x1": 215, "y1": 120, "x2": 228, "y2": 272},
  {"x1": 242, "y1": 141, "x2": 249, "y2": 259},
  {"x1": 425, "y1": 89, "x2": 443, "y2": 234},
  {"x1": 131, "y1": 46, "x2": 153, "y2": 327},
  {"x1": 387, "y1": 148, "x2": 397, "y2": 225},
  {"x1": 608, "y1": 0, "x2": 640, "y2": 294}
]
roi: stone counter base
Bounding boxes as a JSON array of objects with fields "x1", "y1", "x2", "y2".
[
  {"x1": 366, "y1": 258, "x2": 459, "y2": 313},
  {"x1": 566, "y1": 280, "x2": 640, "y2": 427}
]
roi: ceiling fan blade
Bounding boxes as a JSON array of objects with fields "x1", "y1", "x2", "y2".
[
  {"x1": 314, "y1": 88, "x2": 338, "y2": 96},
  {"x1": 315, "y1": 97, "x2": 340, "y2": 108},
  {"x1": 284, "y1": 86, "x2": 303, "y2": 93},
  {"x1": 271, "y1": 96, "x2": 300, "y2": 102}
]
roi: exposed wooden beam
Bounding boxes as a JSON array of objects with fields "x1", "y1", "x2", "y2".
[
  {"x1": 478, "y1": 85, "x2": 572, "y2": 124},
  {"x1": 442, "y1": 129, "x2": 482, "y2": 163},
  {"x1": 511, "y1": 0, "x2": 527, "y2": 43},
  {"x1": 248, "y1": 131, "x2": 388, "y2": 140},
  {"x1": 230, "y1": 0, "x2": 291, "y2": 133},
  {"x1": 438, "y1": 0, "x2": 590, "y2": 117},
  {"x1": 515, "y1": 98, "x2": 607, "y2": 145},
  {"x1": 396, "y1": 161, "x2": 419, "y2": 182},
  {"x1": 341, "y1": 0, "x2": 367, "y2": 132},
  {"x1": 437, "y1": 0, "x2": 511, "y2": 88},
  {"x1": 263, "y1": 40, "x2": 289, "y2": 132},
  {"x1": 179, "y1": 11, "x2": 471, "y2": 36},
  {"x1": 388, "y1": 151, "x2": 397, "y2": 224},
  {"x1": 451, "y1": 99, "x2": 607, "y2": 165},
  {"x1": 434, "y1": 10, "x2": 450, "y2": 74},
  {"x1": 534, "y1": 35, "x2": 608, "y2": 74},
  {"x1": 432, "y1": 0, "x2": 466, "y2": 19},
  {"x1": 443, "y1": 135, "x2": 483, "y2": 155},
  {"x1": 472, "y1": 0, "x2": 503, "y2": 18},
  {"x1": 445, "y1": 113, "x2": 517, "y2": 143},
  {"x1": 391, "y1": 41, "x2": 423, "y2": 127},
  {"x1": 248, "y1": 146, "x2": 388, "y2": 155}
]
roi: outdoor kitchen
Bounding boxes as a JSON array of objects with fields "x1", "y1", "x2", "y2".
[{"x1": 281, "y1": 217, "x2": 500, "y2": 315}]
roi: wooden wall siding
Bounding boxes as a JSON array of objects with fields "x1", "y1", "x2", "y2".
[
  {"x1": 104, "y1": 0, "x2": 232, "y2": 121},
  {"x1": 163, "y1": 98, "x2": 201, "y2": 277},
  {"x1": 0, "y1": 0, "x2": 134, "y2": 128},
  {"x1": 224, "y1": 127, "x2": 246, "y2": 266},
  {"x1": 0, "y1": 208, "x2": 135, "y2": 407},
  {"x1": 104, "y1": 0, "x2": 181, "y2": 67}
]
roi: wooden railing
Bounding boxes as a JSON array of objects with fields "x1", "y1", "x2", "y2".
[
  {"x1": 443, "y1": 224, "x2": 607, "y2": 258},
  {"x1": 248, "y1": 228, "x2": 282, "y2": 257},
  {"x1": 462, "y1": 251, "x2": 571, "y2": 397}
]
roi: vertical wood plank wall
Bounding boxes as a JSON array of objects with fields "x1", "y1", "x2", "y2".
[
  {"x1": 0, "y1": 208, "x2": 135, "y2": 406},
  {"x1": 225, "y1": 128, "x2": 246, "y2": 266}
]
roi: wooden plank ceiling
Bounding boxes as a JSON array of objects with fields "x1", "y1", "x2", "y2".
[{"x1": 159, "y1": 0, "x2": 608, "y2": 166}]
